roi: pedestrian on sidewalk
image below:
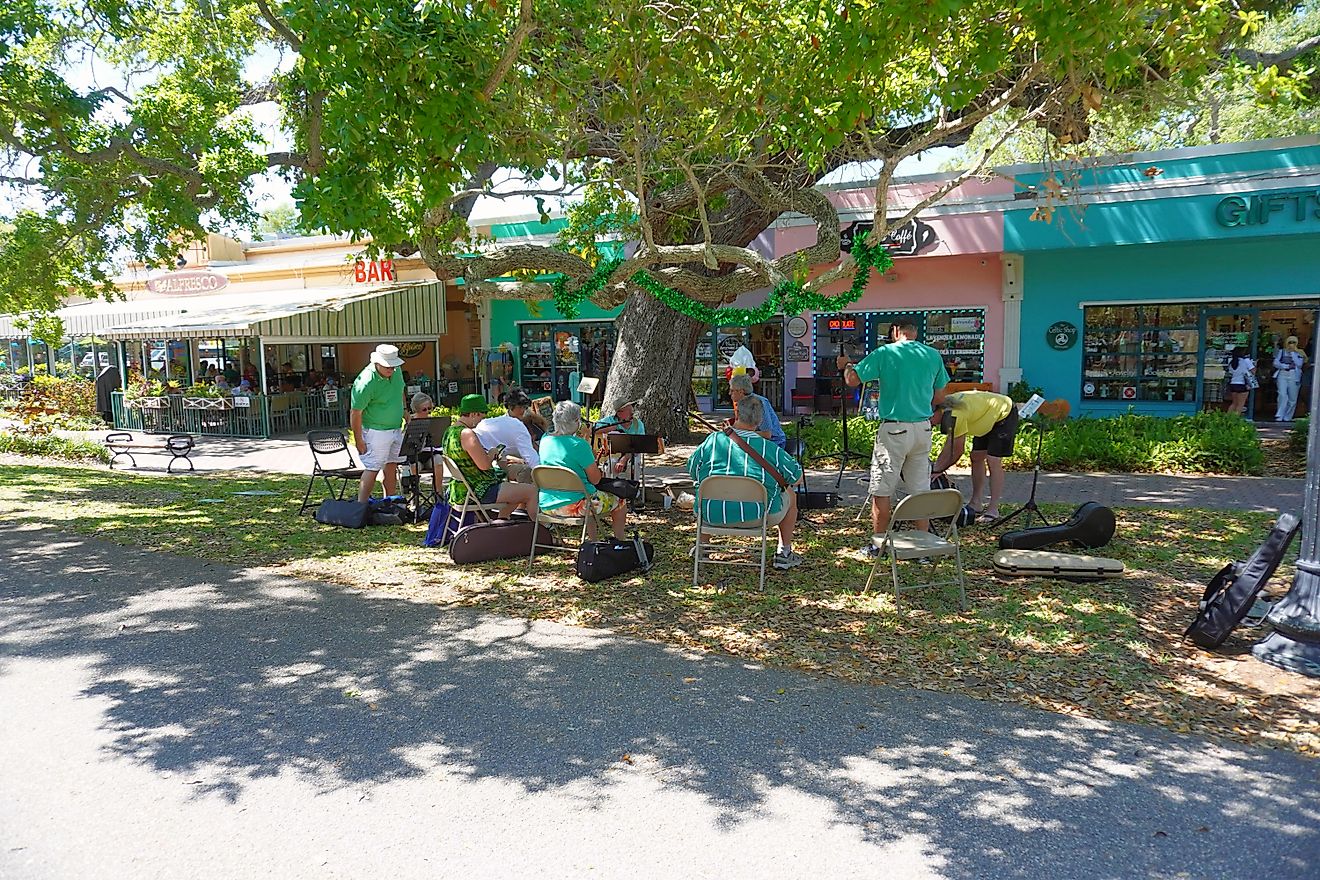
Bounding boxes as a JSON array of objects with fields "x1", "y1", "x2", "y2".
[
  {"x1": 841, "y1": 318, "x2": 949, "y2": 555},
  {"x1": 1226, "y1": 347, "x2": 1256, "y2": 417},
  {"x1": 1273, "y1": 335, "x2": 1307, "y2": 422}
]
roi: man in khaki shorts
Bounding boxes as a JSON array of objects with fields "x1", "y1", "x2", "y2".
[
  {"x1": 350, "y1": 343, "x2": 408, "y2": 502},
  {"x1": 841, "y1": 319, "x2": 949, "y2": 557}
]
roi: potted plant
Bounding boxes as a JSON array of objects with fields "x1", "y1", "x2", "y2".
[
  {"x1": 125, "y1": 379, "x2": 169, "y2": 409},
  {"x1": 182, "y1": 382, "x2": 229, "y2": 410}
]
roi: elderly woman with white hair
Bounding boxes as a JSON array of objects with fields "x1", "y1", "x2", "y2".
[{"x1": 537, "y1": 400, "x2": 627, "y2": 540}]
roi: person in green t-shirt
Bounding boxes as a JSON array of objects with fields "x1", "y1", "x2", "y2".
[
  {"x1": 350, "y1": 343, "x2": 407, "y2": 502},
  {"x1": 592, "y1": 400, "x2": 647, "y2": 476},
  {"x1": 842, "y1": 318, "x2": 950, "y2": 547},
  {"x1": 538, "y1": 400, "x2": 626, "y2": 540}
]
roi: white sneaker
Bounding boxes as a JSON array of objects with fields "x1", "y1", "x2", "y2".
[{"x1": 773, "y1": 550, "x2": 804, "y2": 570}]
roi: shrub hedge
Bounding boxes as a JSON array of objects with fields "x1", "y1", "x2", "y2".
[
  {"x1": 0, "y1": 432, "x2": 111, "y2": 464},
  {"x1": 788, "y1": 410, "x2": 1264, "y2": 476}
]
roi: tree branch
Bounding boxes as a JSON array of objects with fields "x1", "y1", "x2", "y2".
[
  {"x1": 254, "y1": 0, "x2": 302, "y2": 52},
  {"x1": 240, "y1": 79, "x2": 281, "y2": 106},
  {"x1": 1232, "y1": 34, "x2": 1320, "y2": 71},
  {"x1": 481, "y1": 0, "x2": 535, "y2": 100}
]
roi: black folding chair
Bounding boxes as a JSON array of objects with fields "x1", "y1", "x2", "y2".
[{"x1": 299, "y1": 430, "x2": 365, "y2": 514}]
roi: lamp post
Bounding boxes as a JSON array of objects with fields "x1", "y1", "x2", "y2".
[{"x1": 1253, "y1": 307, "x2": 1320, "y2": 676}]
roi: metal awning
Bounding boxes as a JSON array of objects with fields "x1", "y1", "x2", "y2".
[{"x1": 102, "y1": 281, "x2": 445, "y2": 340}]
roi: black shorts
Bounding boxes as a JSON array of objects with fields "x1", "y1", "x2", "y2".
[
  {"x1": 971, "y1": 408, "x2": 1020, "y2": 457},
  {"x1": 1228, "y1": 383, "x2": 1248, "y2": 394},
  {"x1": 479, "y1": 481, "x2": 502, "y2": 504}
]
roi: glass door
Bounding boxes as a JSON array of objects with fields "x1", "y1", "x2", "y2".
[
  {"x1": 519, "y1": 323, "x2": 554, "y2": 394},
  {"x1": 551, "y1": 325, "x2": 582, "y2": 401},
  {"x1": 1201, "y1": 308, "x2": 1258, "y2": 413}
]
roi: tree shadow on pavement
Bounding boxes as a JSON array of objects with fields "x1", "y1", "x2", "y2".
[{"x1": 2, "y1": 526, "x2": 1317, "y2": 879}]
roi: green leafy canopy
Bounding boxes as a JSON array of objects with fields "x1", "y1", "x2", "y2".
[{"x1": 1, "y1": 0, "x2": 1314, "y2": 319}]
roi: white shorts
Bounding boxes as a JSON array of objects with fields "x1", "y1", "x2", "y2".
[
  {"x1": 868, "y1": 421, "x2": 933, "y2": 498},
  {"x1": 360, "y1": 427, "x2": 404, "y2": 471}
]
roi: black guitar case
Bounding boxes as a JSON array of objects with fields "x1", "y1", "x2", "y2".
[
  {"x1": 1184, "y1": 513, "x2": 1300, "y2": 649},
  {"x1": 998, "y1": 502, "x2": 1116, "y2": 551},
  {"x1": 449, "y1": 519, "x2": 557, "y2": 564}
]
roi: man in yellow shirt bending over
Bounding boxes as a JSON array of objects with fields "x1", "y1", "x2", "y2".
[{"x1": 930, "y1": 390, "x2": 1020, "y2": 522}]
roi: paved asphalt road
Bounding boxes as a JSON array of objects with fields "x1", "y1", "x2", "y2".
[{"x1": 2, "y1": 526, "x2": 1317, "y2": 880}]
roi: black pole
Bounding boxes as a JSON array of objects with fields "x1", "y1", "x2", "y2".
[{"x1": 1253, "y1": 306, "x2": 1320, "y2": 676}]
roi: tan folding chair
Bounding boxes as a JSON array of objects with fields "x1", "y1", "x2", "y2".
[
  {"x1": 693, "y1": 475, "x2": 771, "y2": 591},
  {"x1": 440, "y1": 454, "x2": 504, "y2": 535},
  {"x1": 865, "y1": 488, "x2": 967, "y2": 609},
  {"x1": 527, "y1": 465, "x2": 598, "y2": 571}
]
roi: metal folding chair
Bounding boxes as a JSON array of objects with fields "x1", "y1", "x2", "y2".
[
  {"x1": 527, "y1": 465, "x2": 598, "y2": 571},
  {"x1": 865, "y1": 488, "x2": 967, "y2": 609},
  {"x1": 439, "y1": 454, "x2": 504, "y2": 536},
  {"x1": 299, "y1": 431, "x2": 365, "y2": 514},
  {"x1": 692, "y1": 475, "x2": 771, "y2": 591}
]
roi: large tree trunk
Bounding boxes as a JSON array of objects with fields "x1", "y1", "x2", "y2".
[{"x1": 602, "y1": 291, "x2": 706, "y2": 440}]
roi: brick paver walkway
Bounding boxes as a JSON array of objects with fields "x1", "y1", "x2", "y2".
[{"x1": 51, "y1": 427, "x2": 1307, "y2": 514}]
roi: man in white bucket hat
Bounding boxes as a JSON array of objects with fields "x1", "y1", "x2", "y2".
[{"x1": 350, "y1": 343, "x2": 407, "y2": 502}]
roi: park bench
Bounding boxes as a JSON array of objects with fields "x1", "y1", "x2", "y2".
[{"x1": 104, "y1": 431, "x2": 196, "y2": 473}]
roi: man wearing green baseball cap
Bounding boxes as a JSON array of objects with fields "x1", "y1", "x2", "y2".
[{"x1": 442, "y1": 393, "x2": 538, "y2": 519}]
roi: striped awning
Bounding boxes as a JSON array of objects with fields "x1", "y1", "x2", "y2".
[
  {"x1": 0, "y1": 298, "x2": 185, "y2": 339},
  {"x1": 102, "y1": 281, "x2": 445, "y2": 341}
]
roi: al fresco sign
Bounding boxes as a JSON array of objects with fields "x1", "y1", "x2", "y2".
[
  {"x1": 840, "y1": 218, "x2": 939, "y2": 256},
  {"x1": 1215, "y1": 189, "x2": 1320, "y2": 228},
  {"x1": 146, "y1": 270, "x2": 229, "y2": 295}
]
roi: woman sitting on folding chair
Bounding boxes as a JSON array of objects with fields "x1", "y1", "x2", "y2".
[
  {"x1": 443, "y1": 394, "x2": 538, "y2": 520},
  {"x1": 539, "y1": 401, "x2": 628, "y2": 541}
]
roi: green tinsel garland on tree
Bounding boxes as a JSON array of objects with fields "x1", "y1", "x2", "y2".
[{"x1": 550, "y1": 238, "x2": 892, "y2": 324}]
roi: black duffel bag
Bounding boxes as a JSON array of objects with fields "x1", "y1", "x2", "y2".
[
  {"x1": 315, "y1": 499, "x2": 370, "y2": 529},
  {"x1": 595, "y1": 477, "x2": 640, "y2": 500},
  {"x1": 576, "y1": 532, "x2": 654, "y2": 582}
]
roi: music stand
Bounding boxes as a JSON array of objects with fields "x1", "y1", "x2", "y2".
[
  {"x1": 399, "y1": 416, "x2": 450, "y2": 512},
  {"x1": 607, "y1": 432, "x2": 662, "y2": 509},
  {"x1": 985, "y1": 396, "x2": 1050, "y2": 531}
]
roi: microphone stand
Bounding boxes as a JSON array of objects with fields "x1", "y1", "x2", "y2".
[{"x1": 811, "y1": 367, "x2": 868, "y2": 488}]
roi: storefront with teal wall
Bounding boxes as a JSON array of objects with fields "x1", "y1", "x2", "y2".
[{"x1": 1007, "y1": 136, "x2": 1320, "y2": 419}]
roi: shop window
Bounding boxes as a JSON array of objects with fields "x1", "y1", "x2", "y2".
[
  {"x1": 518, "y1": 322, "x2": 615, "y2": 401},
  {"x1": 1083, "y1": 306, "x2": 1199, "y2": 402},
  {"x1": 691, "y1": 328, "x2": 715, "y2": 404},
  {"x1": 924, "y1": 309, "x2": 985, "y2": 383},
  {"x1": 3, "y1": 340, "x2": 22, "y2": 373}
]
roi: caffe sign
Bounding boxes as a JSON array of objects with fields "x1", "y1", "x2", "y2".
[
  {"x1": 841, "y1": 218, "x2": 939, "y2": 257},
  {"x1": 147, "y1": 270, "x2": 229, "y2": 295}
]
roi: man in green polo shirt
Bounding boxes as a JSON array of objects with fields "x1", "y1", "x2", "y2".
[
  {"x1": 842, "y1": 318, "x2": 949, "y2": 551},
  {"x1": 351, "y1": 343, "x2": 407, "y2": 502}
]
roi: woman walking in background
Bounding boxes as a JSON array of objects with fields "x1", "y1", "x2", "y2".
[
  {"x1": 1273, "y1": 335, "x2": 1307, "y2": 422},
  {"x1": 1226, "y1": 347, "x2": 1256, "y2": 417}
]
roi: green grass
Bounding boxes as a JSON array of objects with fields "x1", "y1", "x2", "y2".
[{"x1": 0, "y1": 463, "x2": 1314, "y2": 755}]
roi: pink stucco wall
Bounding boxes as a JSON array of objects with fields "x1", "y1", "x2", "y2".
[
  {"x1": 774, "y1": 205, "x2": 1003, "y2": 257},
  {"x1": 782, "y1": 253, "x2": 1005, "y2": 393}
]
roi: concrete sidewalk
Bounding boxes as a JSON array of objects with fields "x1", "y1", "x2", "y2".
[
  {"x1": 58, "y1": 427, "x2": 1306, "y2": 514},
  {"x1": 2, "y1": 525, "x2": 1317, "y2": 879}
]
